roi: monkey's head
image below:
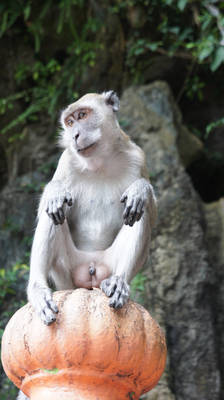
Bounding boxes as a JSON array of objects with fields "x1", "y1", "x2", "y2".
[{"x1": 60, "y1": 91, "x2": 120, "y2": 158}]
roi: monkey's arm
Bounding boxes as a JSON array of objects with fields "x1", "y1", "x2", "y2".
[
  {"x1": 101, "y1": 148, "x2": 157, "y2": 309},
  {"x1": 28, "y1": 151, "x2": 73, "y2": 324},
  {"x1": 27, "y1": 212, "x2": 59, "y2": 325},
  {"x1": 101, "y1": 204, "x2": 153, "y2": 309},
  {"x1": 121, "y1": 178, "x2": 157, "y2": 227},
  {"x1": 101, "y1": 187, "x2": 156, "y2": 309},
  {"x1": 40, "y1": 181, "x2": 73, "y2": 225},
  {"x1": 121, "y1": 145, "x2": 157, "y2": 227},
  {"x1": 38, "y1": 150, "x2": 73, "y2": 225}
]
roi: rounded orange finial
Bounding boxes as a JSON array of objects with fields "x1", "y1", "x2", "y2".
[{"x1": 1, "y1": 289, "x2": 167, "y2": 400}]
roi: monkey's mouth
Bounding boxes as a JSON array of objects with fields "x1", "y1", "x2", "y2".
[{"x1": 77, "y1": 142, "x2": 97, "y2": 155}]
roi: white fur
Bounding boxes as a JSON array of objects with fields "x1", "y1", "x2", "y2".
[
  {"x1": 28, "y1": 92, "x2": 156, "y2": 324},
  {"x1": 17, "y1": 391, "x2": 29, "y2": 400}
]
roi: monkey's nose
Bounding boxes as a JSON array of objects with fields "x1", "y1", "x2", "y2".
[{"x1": 75, "y1": 132, "x2": 80, "y2": 142}]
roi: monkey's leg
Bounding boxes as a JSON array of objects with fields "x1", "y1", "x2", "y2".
[
  {"x1": 27, "y1": 213, "x2": 75, "y2": 325},
  {"x1": 49, "y1": 220, "x2": 82, "y2": 291},
  {"x1": 101, "y1": 209, "x2": 151, "y2": 309}
]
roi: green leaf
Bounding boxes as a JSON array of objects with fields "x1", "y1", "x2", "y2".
[
  {"x1": 211, "y1": 46, "x2": 224, "y2": 71},
  {"x1": 146, "y1": 41, "x2": 162, "y2": 51},
  {"x1": 179, "y1": 27, "x2": 192, "y2": 41},
  {"x1": 206, "y1": 117, "x2": 224, "y2": 136},
  {"x1": 57, "y1": 8, "x2": 64, "y2": 34},
  {"x1": 0, "y1": 269, "x2": 5, "y2": 278},
  {"x1": 198, "y1": 45, "x2": 214, "y2": 61},
  {"x1": 42, "y1": 368, "x2": 59, "y2": 374},
  {"x1": 24, "y1": 4, "x2": 31, "y2": 20},
  {"x1": 178, "y1": 0, "x2": 187, "y2": 11},
  {"x1": 185, "y1": 42, "x2": 195, "y2": 49},
  {"x1": 147, "y1": 43, "x2": 159, "y2": 51},
  {"x1": 169, "y1": 26, "x2": 180, "y2": 35},
  {"x1": 134, "y1": 48, "x2": 145, "y2": 56},
  {"x1": 201, "y1": 15, "x2": 212, "y2": 31},
  {"x1": 0, "y1": 11, "x2": 8, "y2": 37},
  {"x1": 1, "y1": 103, "x2": 43, "y2": 135}
]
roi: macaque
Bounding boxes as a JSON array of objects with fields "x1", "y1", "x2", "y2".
[
  {"x1": 17, "y1": 90, "x2": 157, "y2": 400},
  {"x1": 27, "y1": 90, "x2": 157, "y2": 325}
]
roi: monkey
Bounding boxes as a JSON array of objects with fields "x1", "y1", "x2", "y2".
[
  {"x1": 17, "y1": 90, "x2": 157, "y2": 400},
  {"x1": 25, "y1": 90, "x2": 156, "y2": 321},
  {"x1": 26, "y1": 90, "x2": 157, "y2": 326}
]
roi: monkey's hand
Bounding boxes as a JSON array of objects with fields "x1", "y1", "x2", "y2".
[
  {"x1": 28, "y1": 284, "x2": 58, "y2": 325},
  {"x1": 121, "y1": 178, "x2": 154, "y2": 226},
  {"x1": 100, "y1": 275, "x2": 129, "y2": 309},
  {"x1": 46, "y1": 191, "x2": 73, "y2": 225}
]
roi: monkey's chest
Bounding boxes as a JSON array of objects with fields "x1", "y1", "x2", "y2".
[{"x1": 67, "y1": 187, "x2": 123, "y2": 251}]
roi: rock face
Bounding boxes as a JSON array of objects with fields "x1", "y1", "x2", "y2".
[
  {"x1": 0, "y1": 162, "x2": 57, "y2": 270},
  {"x1": 0, "y1": 182, "x2": 36, "y2": 270},
  {"x1": 203, "y1": 199, "x2": 224, "y2": 399},
  {"x1": 119, "y1": 82, "x2": 221, "y2": 400},
  {"x1": 0, "y1": 82, "x2": 223, "y2": 399}
]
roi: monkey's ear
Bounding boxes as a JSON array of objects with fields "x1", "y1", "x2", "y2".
[{"x1": 102, "y1": 90, "x2": 120, "y2": 112}]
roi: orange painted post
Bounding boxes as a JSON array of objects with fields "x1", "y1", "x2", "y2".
[{"x1": 1, "y1": 288, "x2": 167, "y2": 400}]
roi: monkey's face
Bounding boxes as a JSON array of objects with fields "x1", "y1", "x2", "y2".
[
  {"x1": 60, "y1": 91, "x2": 120, "y2": 158},
  {"x1": 63, "y1": 103, "x2": 102, "y2": 157}
]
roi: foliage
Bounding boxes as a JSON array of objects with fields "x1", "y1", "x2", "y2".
[
  {"x1": 0, "y1": 263, "x2": 29, "y2": 306},
  {"x1": 118, "y1": 0, "x2": 224, "y2": 71},
  {"x1": 1, "y1": 217, "x2": 20, "y2": 233},
  {"x1": 0, "y1": 263, "x2": 28, "y2": 399},
  {"x1": 113, "y1": 0, "x2": 224, "y2": 106},
  {"x1": 0, "y1": 378, "x2": 18, "y2": 400},
  {"x1": 185, "y1": 75, "x2": 205, "y2": 101},
  {"x1": 130, "y1": 272, "x2": 147, "y2": 304},
  {"x1": 0, "y1": 262, "x2": 29, "y2": 400},
  {"x1": 206, "y1": 116, "x2": 224, "y2": 137},
  {"x1": 42, "y1": 368, "x2": 60, "y2": 374},
  {"x1": 0, "y1": 0, "x2": 224, "y2": 153},
  {"x1": 0, "y1": 0, "x2": 102, "y2": 149}
]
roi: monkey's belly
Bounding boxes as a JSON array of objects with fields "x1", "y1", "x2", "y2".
[{"x1": 72, "y1": 263, "x2": 110, "y2": 289}]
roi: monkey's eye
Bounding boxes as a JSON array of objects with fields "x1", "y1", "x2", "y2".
[
  {"x1": 67, "y1": 118, "x2": 74, "y2": 126},
  {"x1": 78, "y1": 111, "x2": 86, "y2": 120}
]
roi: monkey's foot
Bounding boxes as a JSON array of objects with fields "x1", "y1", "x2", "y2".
[
  {"x1": 28, "y1": 285, "x2": 58, "y2": 325},
  {"x1": 100, "y1": 275, "x2": 129, "y2": 309}
]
